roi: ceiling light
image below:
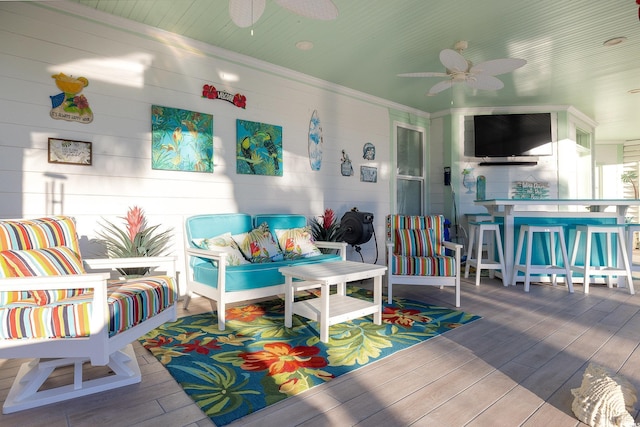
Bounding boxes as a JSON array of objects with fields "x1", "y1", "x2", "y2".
[
  {"x1": 295, "y1": 41, "x2": 314, "y2": 51},
  {"x1": 603, "y1": 36, "x2": 627, "y2": 46}
]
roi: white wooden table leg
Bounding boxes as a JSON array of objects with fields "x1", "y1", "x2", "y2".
[
  {"x1": 284, "y1": 275, "x2": 293, "y2": 328},
  {"x1": 373, "y1": 274, "x2": 382, "y2": 325},
  {"x1": 320, "y1": 282, "x2": 329, "y2": 342}
]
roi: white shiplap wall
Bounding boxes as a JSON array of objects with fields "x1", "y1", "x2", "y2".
[{"x1": 0, "y1": 2, "x2": 426, "y2": 291}]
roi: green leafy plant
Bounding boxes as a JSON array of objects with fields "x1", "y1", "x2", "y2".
[
  {"x1": 94, "y1": 206, "x2": 173, "y2": 276},
  {"x1": 309, "y1": 209, "x2": 344, "y2": 253}
]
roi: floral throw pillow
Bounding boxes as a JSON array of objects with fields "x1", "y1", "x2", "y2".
[
  {"x1": 193, "y1": 232, "x2": 250, "y2": 266},
  {"x1": 275, "y1": 227, "x2": 322, "y2": 260},
  {"x1": 232, "y1": 223, "x2": 284, "y2": 263}
]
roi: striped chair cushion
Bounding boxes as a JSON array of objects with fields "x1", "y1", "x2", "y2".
[
  {"x1": 0, "y1": 246, "x2": 87, "y2": 305},
  {"x1": 0, "y1": 275, "x2": 177, "y2": 339},
  {"x1": 0, "y1": 216, "x2": 81, "y2": 305},
  {"x1": 394, "y1": 228, "x2": 439, "y2": 257},
  {"x1": 386, "y1": 215, "x2": 445, "y2": 256},
  {"x1": 0, "y1": 216, "x2": 80, "y2": 253},
  {"x1": 390, "y1": 254, "x2": 456, "y2": 276}
]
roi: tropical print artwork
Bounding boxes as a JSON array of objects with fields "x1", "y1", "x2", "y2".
[
  {"x1": 236, "y1": 119, "x2": 283, "y2": 176},
  {"x1": 139, "y1": 287, "x2": 481, "y2": 426},
  {"x1": 151, "y1": 105, "x2": 213, "y2": 172}
]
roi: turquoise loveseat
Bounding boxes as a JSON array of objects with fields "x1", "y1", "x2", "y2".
[{"x1": 183, "y1": 213, "x2": 347, "y2": 330}]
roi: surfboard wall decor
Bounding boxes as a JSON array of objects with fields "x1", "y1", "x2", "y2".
[{"x1": 308, "y1": 110, "x2": 323, "y2": 171}]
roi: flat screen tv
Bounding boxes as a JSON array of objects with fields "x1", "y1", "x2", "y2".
[{"x1": 473, "y1": 113, "x2": 553, "y2": 157}]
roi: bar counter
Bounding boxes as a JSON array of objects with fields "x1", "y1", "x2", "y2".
[{"x1": 474, "y1": 199, "x2": 640, "y2": 283}]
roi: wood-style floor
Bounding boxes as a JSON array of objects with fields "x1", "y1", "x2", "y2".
[{"x1": 1, "y1": 274, "x2": 639, "y2": 427}]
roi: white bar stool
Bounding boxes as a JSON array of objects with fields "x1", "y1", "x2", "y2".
[
  {"x1": 570, "y1": 224, "x2": 634, "y2": 294},
  {"x1": 464, "y1": 221, "x2": 507, "y2": 286},
  {"x1": 512, "y1": 224, "x2": 574, "y2": 293},
  {"x1": 626, "y1": 223, "x2": 640, "y2": 277}
]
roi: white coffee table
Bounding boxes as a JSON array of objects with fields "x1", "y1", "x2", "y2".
[{"x1": 279, "y1": 260, "x2": 387, "y2": 342}]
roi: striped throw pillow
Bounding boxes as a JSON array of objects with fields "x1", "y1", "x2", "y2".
[
  {"x1": 0, "y1": 246, "x2": 87, "y2": 305},
  {"x1": 394, "y1": 228, "x2": 438, "y2": 257}
]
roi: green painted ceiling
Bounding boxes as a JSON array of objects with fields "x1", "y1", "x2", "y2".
[{"x1": 67, "y1": 0, "x2": 640, "y2": 142}]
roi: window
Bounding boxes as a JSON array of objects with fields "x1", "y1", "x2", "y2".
[{"x1": 395, "y1": 123, "x2": 425, "y2": 215}]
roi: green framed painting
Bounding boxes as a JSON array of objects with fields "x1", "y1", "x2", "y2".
[
  {"x1": 236, "y1": 119, "x2": 282, "y2": 176},
  {"x1": 151, "y1": 105, "x2": 213, "y2": 172}
]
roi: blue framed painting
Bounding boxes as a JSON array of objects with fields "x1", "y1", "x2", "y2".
[
  {"x1": 151, "y1": 105, "x2": 213, "y2": 172},
  {"x1": 236, "y1": 119, "x2": 282, "y2": 176}
]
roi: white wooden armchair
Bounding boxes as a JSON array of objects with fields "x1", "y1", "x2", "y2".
[
  {"x1": 386, "y1": 214, "x2": 462, "y2": 307},
  {"x1": 0, "y1": 216, "x2": 178, "y2": 413}
]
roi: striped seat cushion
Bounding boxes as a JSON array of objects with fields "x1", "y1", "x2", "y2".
[
  {"x1": 0, "y1": 275, "x2": 177, "y2": 339},
  {"x1": 390, "y1": 254, "x2": 456, "y2": 276}
]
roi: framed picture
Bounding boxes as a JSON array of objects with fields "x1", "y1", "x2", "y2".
[
  {"x1": 236, "y1": 119, "x2": 283, "y2": 176},
  {"x1": 48, "y1": 138, "x2": 92, "y2": 165},
  {"x1": 360, "y1": 166, "x2": 377, "y2": 183},
  {"x1": 151, "y1": 105, "x2": 214, "y2": 172}
]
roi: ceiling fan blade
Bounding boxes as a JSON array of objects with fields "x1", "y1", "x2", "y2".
[
  {"x1": 397, "y1": 72, "x2": 449, "y2": 78},
  {"x1": 439, "y1": 49, "x2": 469, "y2": 73},
  {"x1": 466, "y1": 74, "x2": 504, "y2": 90},
  {"x1": 275, "y1": 0, "x2": 338, "y2": 20},
  {"x1": 428, "y1": 79, "x2": 454, "y2": 95},
  {"x1": 470, "y1": 58, "x2": 527, "y2": 76},
  {"x1": 229, "y1": 0, "x2": 266, "y2": 27}
]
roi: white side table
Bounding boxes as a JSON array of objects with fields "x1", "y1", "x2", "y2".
[{"x1": 279, "y1": 261, "x2": 387, "y2": 343}]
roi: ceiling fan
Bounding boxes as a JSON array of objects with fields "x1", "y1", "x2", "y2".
[
  {"x1": 398, "y1": 41, "x2": 527, "y2": 96},
  {"x1": 229, "y1": 0, "x2": 338, "y2": 28}
]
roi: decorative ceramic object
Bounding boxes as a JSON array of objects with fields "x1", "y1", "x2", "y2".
[
  {"x1": 363, "y1": 142, "x2": 375, "y2": 160},
  {"x1": 462, "y1": 168, "x2": 475, "y2": 194},
  {"x1": 476, "y1": 175, "x2": 486, "y2": 200},
  {"x1": 571, "y1": 363, "x2": 637, "y2": 427},
  {"x1": 341, "y1": 150, "x2": 353, "y2": 176}
]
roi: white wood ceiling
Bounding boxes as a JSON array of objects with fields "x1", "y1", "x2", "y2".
[{"x1": 67, "y1": 0, "x2": 640, "y2": 142}]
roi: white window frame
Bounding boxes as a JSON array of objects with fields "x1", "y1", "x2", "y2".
[{"x1": 393, "y1": 121, "x2": 427, "y2": 215}]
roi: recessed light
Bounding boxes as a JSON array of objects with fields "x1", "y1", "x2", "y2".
[
  {"x1": 629, "y1": 88, "x2": 640, "y2": 94},
  {"x1": 603, "y1": 36, "x2": 627, "y2": 46},
  {"x1": 295, "y1": 41, "x2": 314, "y2": 51}
]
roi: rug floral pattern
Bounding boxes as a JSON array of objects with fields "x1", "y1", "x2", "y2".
[{"x1": 139, "y1": 287, "x2": 481, "y2": 426}]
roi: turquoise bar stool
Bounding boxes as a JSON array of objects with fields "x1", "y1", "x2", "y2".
[
  {"x1": 570, "y1": 224, "x2": 634, "y2": 294},
  {"x1": 512, "y1": 224, "x2": 573, "y2": 293},
  {"x1": 464, "y1": 221, "x2": 507, "y2": 287}
]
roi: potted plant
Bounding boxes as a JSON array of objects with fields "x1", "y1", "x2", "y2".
[
  {"x1": 94, "y1": 206, "x2": 173, "y2": 277},
  {"x1": 309, "y1": 208, "x2": 345, "y2": 253}
]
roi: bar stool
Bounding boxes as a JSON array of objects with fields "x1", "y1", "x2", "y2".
[
  {"x1": 512, "y1": 224, "x2": 573, "y2": 293},
  {"x1": 626, "y1": 223, "x2": 640, "y2": 277},
  {"x1": 464, "y1": 221, "x2": 507, "y2": 286},
  {"x1": 570, "y1": 224, "x2": 634, "y2": 294}
]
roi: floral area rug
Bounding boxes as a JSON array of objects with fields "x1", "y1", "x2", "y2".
[{"x1": 138, "y1": 287, "x2": 481, "y2": 426}]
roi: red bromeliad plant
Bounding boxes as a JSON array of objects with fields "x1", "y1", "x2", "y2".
[
  {"x1": 95, "y1": 206, "x2": 173, "y2": 275},
  {"x1": 309, "y1": 209, "x2": 344, "y2": 253}
]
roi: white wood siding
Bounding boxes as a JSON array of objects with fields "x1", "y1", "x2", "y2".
[{"x1": 0, "y1": 2, "x2": 425, "y2": 291}]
